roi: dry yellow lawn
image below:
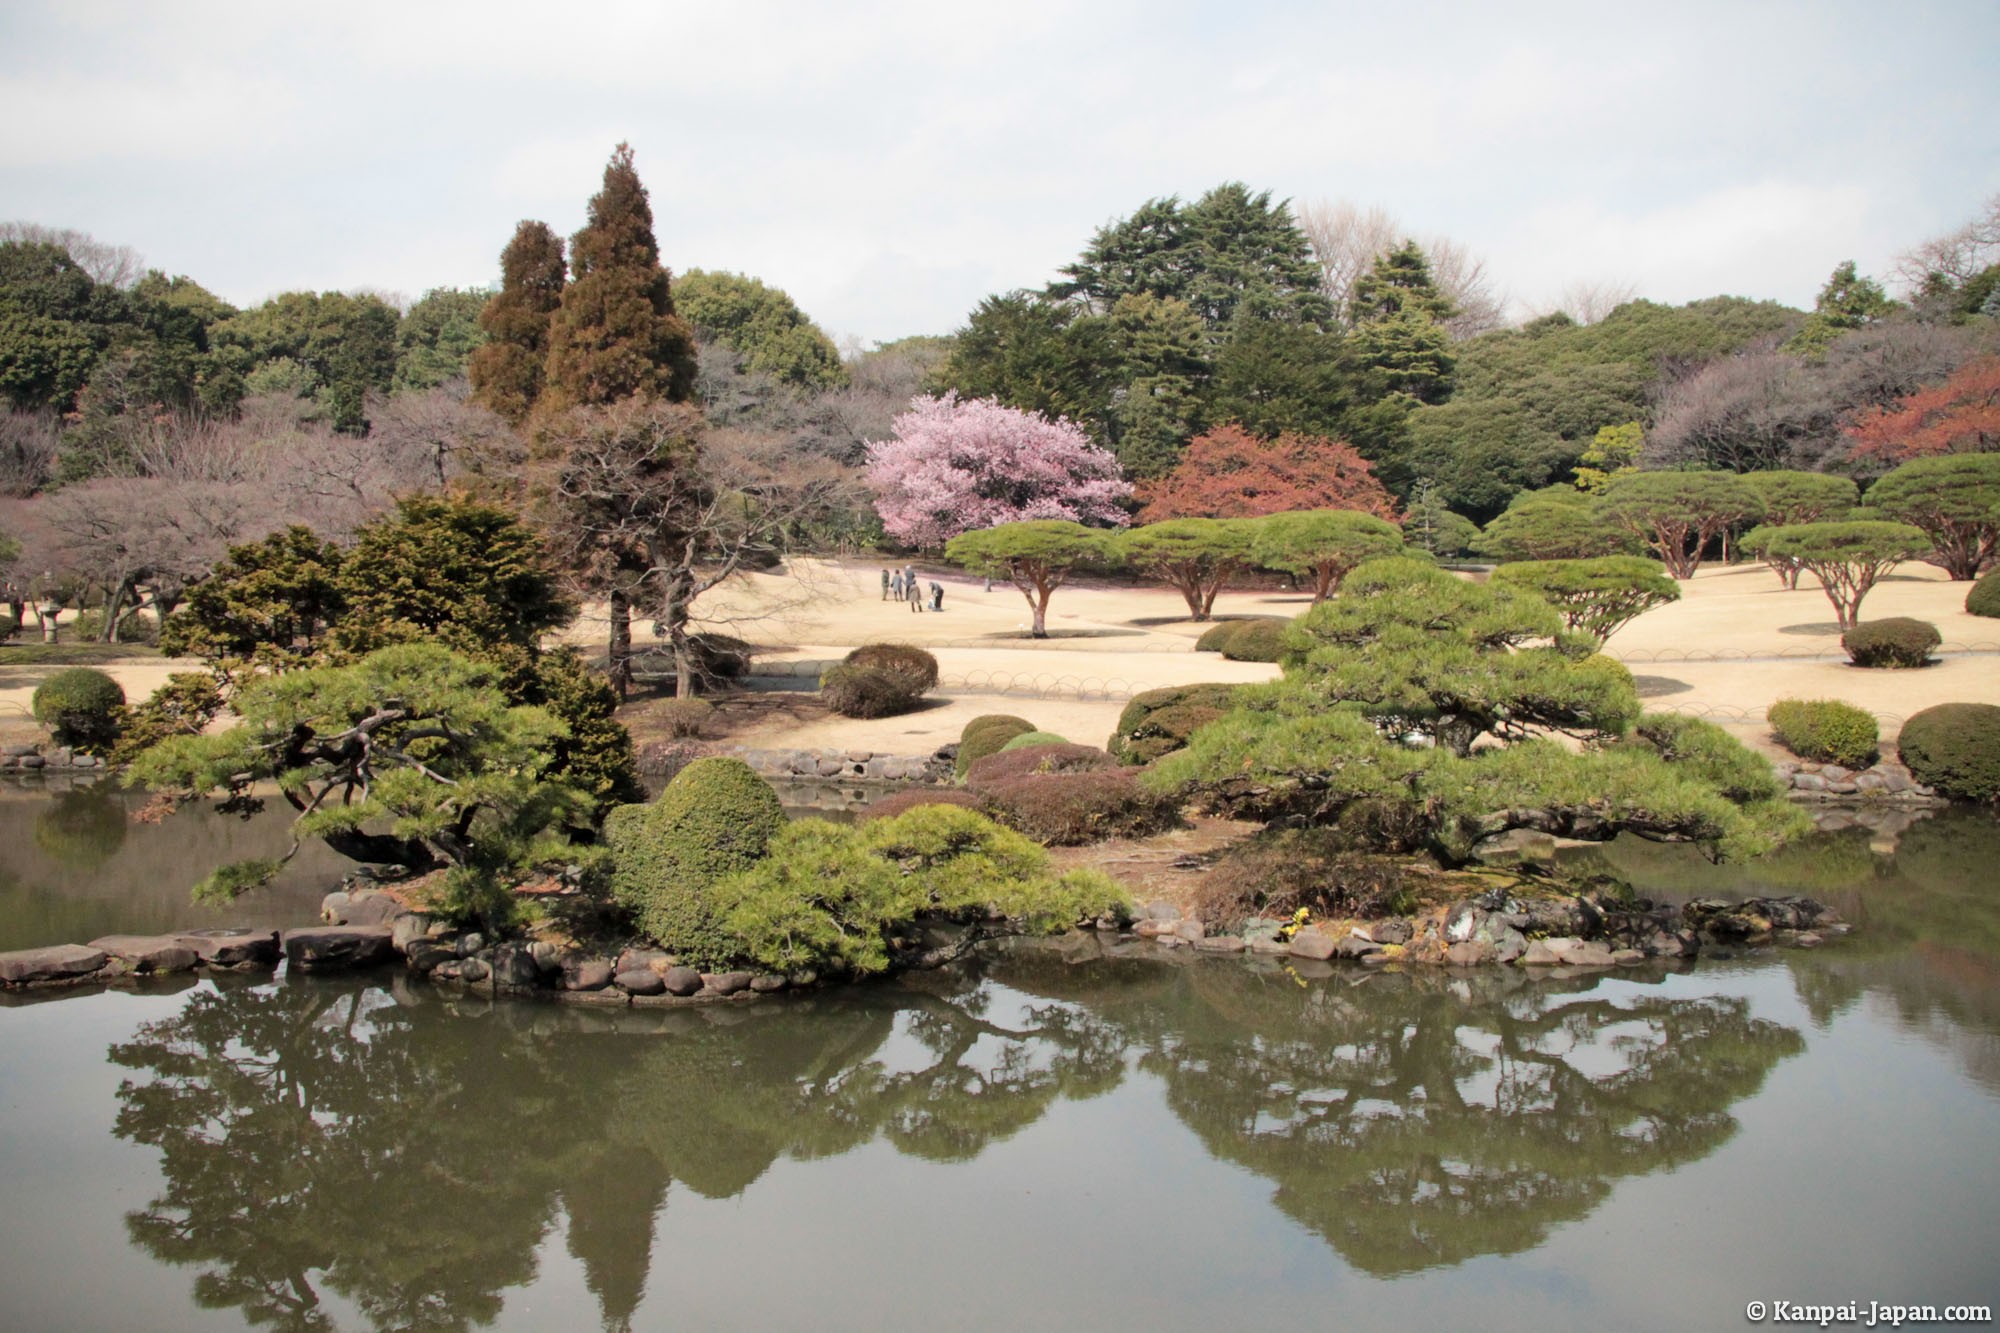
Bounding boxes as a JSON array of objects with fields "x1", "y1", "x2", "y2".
[{"x1": 5, "y1": 556, "x2": 1993, "y2": 757}]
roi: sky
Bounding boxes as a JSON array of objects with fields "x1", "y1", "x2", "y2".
[{"x1": 3, "y1": 0, "x2": 1997, "y2": 349}]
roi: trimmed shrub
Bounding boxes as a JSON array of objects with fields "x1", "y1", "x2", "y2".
[
  {"x1": 954, "y1": 714, "x2": 1036, "y2": 778},
  {"x1": 820, "y1": 663, "x2": 927, "y2": 718},
  {"x1": 708, "y1": 803, "x2": 1125, "y2": 975},
  {"x1": 975, "y1": 768, "x2": 1184, "y2": 845},
  {"x1": 1109, "y1": 683, "x2": 1242, "y2": 764},
  {"x1": 606, "y1": 757, "x2": 787, "y2": 963},
  {"x1": 1898, "y1": 703, "x2": 2000, "y2": 803},
  {"x1": 1214, "y1": 618, "x2": 1287, "y2": 662},
  {"x1": 965, "y1": 742, "x2": 1123, "y2": 787},
  {"x1": 31, "y1": 667, "x2": 126, "y2": 752},
  {"x1": 862, "y1": 788, "x2": 985, "y2": 821},
  {"x1": 999, "y1": 729, "x2": 1069, "y2": 752},
  {"x1": 845, "y1": 642, "x2": 939, "y2": 690},
  {"x1": 658, "y1": 697, "x2": 713, "y2": 738},
  {"x1": 1194, "y1": 617, "x2": 1285, "y2": 656},
  {"x1": 1769, "y1": 698, "x2": 1879, "y2": 770},
  {"x1": 1968, "y1": 569, "x2": 2000, "y2": 619},
  {"x1": 1842, "y1": 617, "x2": 1941, "y2": 668}
]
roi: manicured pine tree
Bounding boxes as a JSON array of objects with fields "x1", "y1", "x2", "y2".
[
  {"x1": 540, "y1": 142, "x2": 698, "y2": 413},
  {"x1": 468, "y1": 220, "x2": 567, "y2": 424}
]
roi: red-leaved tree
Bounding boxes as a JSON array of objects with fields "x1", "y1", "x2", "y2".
[
  {"x1": 1846, "y1": 357, "x2": 2000, "y2": 464},
  {"x1": 1135, "y1": 423, "x2": 1399, "y2": 523},
  {"x1": 864, "y1": 393, "x2": 1130, "y2": 549}
]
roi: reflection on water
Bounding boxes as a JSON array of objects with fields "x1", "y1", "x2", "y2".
[
  {"x1": 0, "y1": 806, "x2": 1994, "y2": 1330},
  {"x1": 0, "y1": 781, "x2": 348, "y2": 952},
  {"x1": 103, "y1": 960, "x2": 1806, "y2": 1328}
]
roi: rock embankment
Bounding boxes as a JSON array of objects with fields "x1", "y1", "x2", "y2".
[
  {"x1": 1094, "y1": 890, "x2": 1842, "y2": 972},
  {"x1": 0, "y1": 889, "x2": 810, "y2": 1006},
  {"x1": 1774, "y1": 756, "x2": 1938, "y2": 802}
]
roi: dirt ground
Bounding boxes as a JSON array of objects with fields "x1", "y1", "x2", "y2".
[{"x1": 4, "y1": 555, "x2": 1995, "y2": 757}]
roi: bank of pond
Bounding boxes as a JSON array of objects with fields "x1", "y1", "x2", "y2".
[{"x1": 2, "y1": 778, "x2": 1998, "y2": 1330}]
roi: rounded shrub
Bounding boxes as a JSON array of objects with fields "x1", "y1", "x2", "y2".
[
  {"x1": 1898, "y1": 703, "x2": 2000, "y2": 803},
  {"x1": 605, "y1": 756, "x2": 787, "y2": 963},
  {"x1": 1109, "y1": 683, "x2": 1241, "y2": 764},
  {"x1": 965, "y1": 742, "x2": 1123, "y2": 787},
  {"x1": 954, "y1": 714, "x2": 1037, "y2": 778},
  {"x1": 1842, "y1": 617, "x2": 1941, "y2": 669},
  {"x1": 1214, "y1": 618, "x2": 1287, "y2": 662},
  {"x1": 32, "y1": 667, "x2": 126, "y2": 752},
  {"x1": 999, "y1": 729, "x2": 1070, "y2": 752},
  {"x1": 974, "y1": 768, "x2": 1184, "y2": 846},
  {"x1": 689, "y1": 632, "x2": 753, "y2": 678},
  {"x1": 1193, "y1": 621, "x2": 1237, "y2": 653},
  {"x1": 845, "y1": 642, "x2": 939, "y2": 690},
  {"x1": 1768, "y1": 698, "x2": 1879, "y2": 769},
  {"x1": 1968, "y1": 569, "x2": 2000, "y2": 619},
  {"x1": 820, "y1": 663, "x2": 927, "y2": 718}
]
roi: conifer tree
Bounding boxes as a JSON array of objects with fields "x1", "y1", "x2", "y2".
[
  {"x1": 540, "y1": 143, "x2": 698, "y2": 413},
  {"x1": 468, "y1": 221, "x2": 567, "y2": 424}
]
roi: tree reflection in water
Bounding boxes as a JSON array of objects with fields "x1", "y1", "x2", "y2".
[{"x1": 110, "y1": 958, "x2": 1802, "y2": 1328}]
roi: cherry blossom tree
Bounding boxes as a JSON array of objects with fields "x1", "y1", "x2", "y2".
[{"x1": 864, "y1": 393, "x2": 1131, "y2": 549}]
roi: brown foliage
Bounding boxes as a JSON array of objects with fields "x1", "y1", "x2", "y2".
[
  {"x1": 468, "y1": 220, "x2": 567, "y2": 424},
  {"x1": 1136, "y1": 424, "x2": 1398, "y2": 523},
  {"x1": 1190, "y1": 830, "x2": 1409, "y2": 928},
  {"x1": 963, "y1": 742, "x2": 1123, "y2": 787},
  {"x1": 974, "y1": 769, "x2": 1183, "y2": 846}
]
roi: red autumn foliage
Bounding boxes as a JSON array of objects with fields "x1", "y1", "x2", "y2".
[
  {"x1": 1135, "y1": 423, "x2": 1401, "y2": 523},
  {"x1": 1846, "y1": 357, "x2": 2000, "y2": 464}
]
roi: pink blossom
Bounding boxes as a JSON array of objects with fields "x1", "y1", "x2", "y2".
[{"x1": 864, "y1": 393, "x2": 1132, "y2": 548}]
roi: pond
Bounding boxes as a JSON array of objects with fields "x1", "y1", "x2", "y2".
[{"x1": 1, "y1": 796, "x2": 1997, "y2": 1330}]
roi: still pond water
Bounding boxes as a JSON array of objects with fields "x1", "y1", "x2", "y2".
[{"x1": 1, "y1": 784, "x2": 1997, "y2": 1332}]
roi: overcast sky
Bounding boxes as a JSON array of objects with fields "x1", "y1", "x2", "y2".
[{"x1": 3, "y1": 0, "x2": 1996, "y2": 348}]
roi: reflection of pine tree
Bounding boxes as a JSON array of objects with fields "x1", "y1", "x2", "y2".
[
  {"x1": 562, "y1": 1153, "x2": 669, "y2": 1333},
  {"x1": 1120, "y1": 967, "x2": 1802, "y2": 1275}
]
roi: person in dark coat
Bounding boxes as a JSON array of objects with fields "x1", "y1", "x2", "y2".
[
  {"x1": 929, "y1": 581, "x2": 944, "y2": 612},
  {"x1": 881, "y1": 568, "x2": 891, "y2": 600}
]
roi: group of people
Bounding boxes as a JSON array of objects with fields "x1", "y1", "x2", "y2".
[{"x1": 882, "y1": 567, "x2": 945, "y2": 613}]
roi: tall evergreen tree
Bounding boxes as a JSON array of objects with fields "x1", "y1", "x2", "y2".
[
  {"x1": 540, "y1": 143, "x2": 698, "y2": 413},
  {"x1": 1348, "y1": 241, "x2": 1455, "y2": 405},
  {"x1": 468, "y1": 221, "x2": 567, "y2": 424}
]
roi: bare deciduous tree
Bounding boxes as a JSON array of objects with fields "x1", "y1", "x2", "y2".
[
  {"x1": 0, "y1": 221, "x2": 146, "y2": 288},
  {"x1": 0, "y1": 412, "x2": 59, "y2": 496},
  {"x1": 1294, "y1": 199, "x2": 1507, "y2": 339},
  {"x1": 1891, "y1": 195, "x2": 2000, "y2": 294}
]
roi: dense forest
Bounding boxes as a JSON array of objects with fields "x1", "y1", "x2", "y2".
[{"x1": 1, "y1": 157, "x2": 1995, "y2": 649}]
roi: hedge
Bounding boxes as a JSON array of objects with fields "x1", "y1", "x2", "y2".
[
  {"x1": 31, "y1": 667, "x2": 126, "y2": 752},
  {"x1": 1109, "y1": 683, "x2": 1242, "y2": 764},
  {"x1": 1898, "y1": 703, "x2": 2000, "y2": 803},
  {"x1": 1842, "y1": 617, "x2": 1941, "y2": 669},
  {"x1": 1768, "y1": 698, "x2": 1879, "y2": 769}
]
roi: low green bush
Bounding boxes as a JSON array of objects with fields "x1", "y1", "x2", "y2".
[
  {"x1": 845, "y1": 642, "x2": 939, "y2": 690},
  {"x1": 974, "y1": 768, "x2": 1184, "y2": 846},
  {"x1": 708, "y1": 803, "x2": 1126, "y2": 975},
  {"x1": 1842, "y1": 617, "x2": 1941, "y2": 668},
  {"x1": 1968, "y1": 569, "x2": 2000, "y2": 619},
  {"x1": 820, "y1": 663, "x2": 928, "y2": 718},
  {"x1": 1194, "y1": 617, "x2": 1285, "y2": 657},
  {"x1": 31, "y1": 667, "x2": 126, "y2": 752},
  {"x1": 1768, "y1": 698, "x2": 1879, "y2": 769},
  {"x1": 1898, "y1": 703, "x2": 2000, "y2": 803},
  {"x1": 1214, "y1": 618, "x2": 1287, "y2": 662},
  {"x1": 999, "y1": 729, "x2": 1069, "y2": 752},
  {"x1": 606, "y1": 757, "x2": 788, "y2": 963},
  {"x1": 954, "y1": 714, "x2": 1036, "y2": 778},
  {"x1": 1109, "y1": 683, "x2": 1241, "y2": 764}
]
